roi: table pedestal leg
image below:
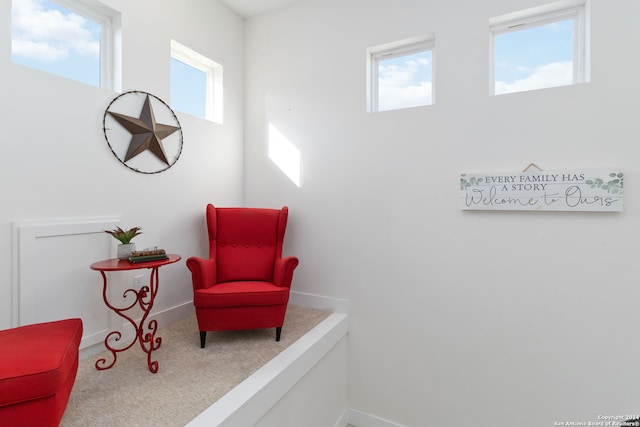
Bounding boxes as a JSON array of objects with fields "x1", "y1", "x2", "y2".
[{"x1": 95, "y1": 267, "x2": 162, "y2": 373}]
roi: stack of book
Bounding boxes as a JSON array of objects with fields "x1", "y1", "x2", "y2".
[{"x1": 128, "y1": 248, "x2": 168, "y2": 263}]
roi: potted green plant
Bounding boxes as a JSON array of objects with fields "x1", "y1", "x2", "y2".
[{"x1": 105, "y1": 226, "x2": 142, "y2": 260}]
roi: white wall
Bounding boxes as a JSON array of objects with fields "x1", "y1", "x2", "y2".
[
  {"x1": 0, "y1": 0, "x2": 245, "y2": 329},
  {"x1": 254, "y1": 336, "x2": 348, "y2": 427},
  {"x1": 243, "y1": 0, "x2": 640, "y2": 425}
]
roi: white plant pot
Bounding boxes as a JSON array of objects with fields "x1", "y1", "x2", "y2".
[{"x1": 117, "y1": 243, "x2": 136, "y2": 260}]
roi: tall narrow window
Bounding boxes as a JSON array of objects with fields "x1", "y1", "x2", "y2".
[
  {"x1": 11, "y1": 0, "x2": 120, "y2": 90},
  {"x1": 368, "y1": 36, "x2": 435, "y2": 112},
  {"x1": 490, "y1": 0, "x2": 589, "y2": 95},
  {"x1": 170, "y1": 40, "x2": 223, "y2": 123}
]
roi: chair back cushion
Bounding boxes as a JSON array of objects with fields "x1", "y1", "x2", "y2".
[{"x1": 212, "y1": 207, "x2": 286, "y2": 283}]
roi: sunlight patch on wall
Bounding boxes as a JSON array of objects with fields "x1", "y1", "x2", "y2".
[{"x1": 268, "y1": 123, "x2": 301, "y2": 187}]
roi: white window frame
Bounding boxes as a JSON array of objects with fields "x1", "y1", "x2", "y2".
[
  {"x1": 489, "y1": 0, "x2": 589, "y2": 95},
  {"x1": 367, "y1": 35, "x2": 435, "y2": 113},
  {"x1": 32, "y1": 0, "x2": 122, "y2": 90},
  {"x1": 170, "y1": 40, "x2": 223, "y2": 123}
]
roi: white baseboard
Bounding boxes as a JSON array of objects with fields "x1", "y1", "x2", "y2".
[
  {"x1": 289, "y1": 290, "x2": 350, "y2": 314},
  {"x1": 335, "y1": 409, "x2": 351, "y2": 427},
  {"x1": 336, "y1": 408, "x2": 407, "y2": 427}
]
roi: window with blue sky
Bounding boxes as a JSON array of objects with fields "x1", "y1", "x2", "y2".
[
  {"x1": 491, "y1": 1, "x2": 588, "y2": 95},
  {"x1": 377, "y1": 49, "x2": 433, "y2": 112},
  {"x1": 170, "y1": 40, "x2": 223, "y2": 123},
  {"x1": 368, "y1": 37, "x2": 434, "y2": 113},
  {"x1": 11, "y1": 0, "x2": 119, "y2": 89},
  {"x1": 12, "y1": 0, "x2": 101, "y2": 86},
  {"x1": 170, "y1": 58, "x2": 207, "y2": 119}
]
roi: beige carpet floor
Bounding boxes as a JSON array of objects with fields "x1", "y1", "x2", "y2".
[{"x1": 61, "y1": 305, "x2": 331, "y2": 427}]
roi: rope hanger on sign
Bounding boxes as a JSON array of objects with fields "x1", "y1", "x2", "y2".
[{"x1": 522, "y1": 163, "x2": 543, "y2": 172}]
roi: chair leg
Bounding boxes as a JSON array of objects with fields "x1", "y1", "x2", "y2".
[
  {"x1": 200, "y1": 331, "x2": 206, "y2": 348},
  {"x1": 276, "y1": 326, "x2": 282, "y2": 342}
]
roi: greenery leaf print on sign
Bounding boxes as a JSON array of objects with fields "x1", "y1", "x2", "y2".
[{"x1": 585, "y1": 172, "x2": 623, "y2": 194}]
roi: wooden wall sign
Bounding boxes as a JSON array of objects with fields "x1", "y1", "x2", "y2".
[{"x1": 460, "y1": 168, "x2": 623, "y2": 212}]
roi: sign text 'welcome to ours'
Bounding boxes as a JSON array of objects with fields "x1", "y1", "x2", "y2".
[{"x1": 460, "y1": 169, "x2": 623, "y2": 212}]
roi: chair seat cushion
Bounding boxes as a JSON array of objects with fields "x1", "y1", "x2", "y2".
[
  {"x1": 194, "y1": 281, "x2": 290, "y2": 308},
  {"x1": 0, "y1": 318, "x2": 83, "y2": 407}
]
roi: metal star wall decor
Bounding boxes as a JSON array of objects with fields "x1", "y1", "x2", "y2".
[{"x1": 103, "y1": 91, "x2": 183, "y2": 174}]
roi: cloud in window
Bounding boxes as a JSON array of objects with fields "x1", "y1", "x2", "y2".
[
  {"x1": 12, "y1": 0, "x2": 99, "y2": 62},
  {"x1": 378, "y1": 56, "x2": 432, "y2": 111},
  {"x1": 495, "y1": 61, "x2": 572, "y2": 95}
]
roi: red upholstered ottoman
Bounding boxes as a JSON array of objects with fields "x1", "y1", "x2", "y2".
[{"x1": 0, "y1": 318, "x2": 83, "y2": 427}]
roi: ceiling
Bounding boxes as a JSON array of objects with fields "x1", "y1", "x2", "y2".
[{"x1": 219, "y1": 0, "x2": 299, "y2": 18}]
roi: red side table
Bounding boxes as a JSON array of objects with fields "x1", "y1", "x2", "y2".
[{"x1": 90, "y1": 254, "x2": 181, "y2": 373}]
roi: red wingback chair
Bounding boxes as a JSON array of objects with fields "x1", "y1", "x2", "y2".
[{"x1": 186, "y1": 204, "x2": 299, "y2": 348}]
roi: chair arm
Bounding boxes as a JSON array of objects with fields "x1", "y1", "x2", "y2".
[
  {"x1": 186, "y1": 256, "x2": 217, "y2": 290},
  {"x1": 273, "y1": 256, "x2": 299, "y2": 287}
]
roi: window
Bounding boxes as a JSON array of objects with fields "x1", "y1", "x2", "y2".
[
  {"x1": 170, "y1": 40, "x2": 223, "y2": 123},
  {"x1": 368, "y1": 36, "x2": 435, "y2": 112},
  {"x1": 490, "y1": 0, "x2": 589, "y2": 95},
  {"x1": 11, "y1": 0, "x2": 121, "y2": 90}
]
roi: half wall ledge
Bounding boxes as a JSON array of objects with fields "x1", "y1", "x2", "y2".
[{"x1": 186, "y1": 311, "x2": 349, "y2": 426}]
